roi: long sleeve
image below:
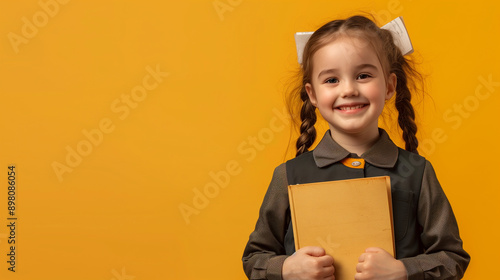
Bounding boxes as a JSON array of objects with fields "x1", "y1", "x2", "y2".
[
  {"x1": 242, "y1": 163, "x2": 290, "y2": 280},
  {"x1": 400, "y1": 161, "x2": 470, "y2": 280}
]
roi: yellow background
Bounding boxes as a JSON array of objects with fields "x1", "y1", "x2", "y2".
[{"x1": 1, "y1": 0, "x2": 498, "y2": 279}]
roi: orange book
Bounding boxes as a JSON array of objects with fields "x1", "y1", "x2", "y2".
[{"x1": 288, "y1": 176, "x2": 394, "y2": 280}]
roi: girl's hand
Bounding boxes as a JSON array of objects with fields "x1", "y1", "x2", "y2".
[
  {"x1": 354, "y1": 247, "x2": 407, "y2": 280},
  {"x1": 282, "y1": 246, "x2": 335, "y2": 280}
]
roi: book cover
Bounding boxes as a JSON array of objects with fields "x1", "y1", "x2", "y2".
[{"x1": 288, "y1": 176, "x2": 394, "y2": 280}]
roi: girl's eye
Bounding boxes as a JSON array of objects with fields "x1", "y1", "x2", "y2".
[
  {"x1": 357, "y1": 73, "x2": 372, "y2": 80},
  {"x1": 325, "y1": 78, "x2": 339, "y2": 84}
]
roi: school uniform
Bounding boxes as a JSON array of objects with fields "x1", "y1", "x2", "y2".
[{"x1": 242, "y1": 129, "x2": 470, "y2": 280}]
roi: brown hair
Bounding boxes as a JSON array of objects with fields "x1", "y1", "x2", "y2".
[{"x1": 289, "y1": 15, "x2": 423, "y2": 157}]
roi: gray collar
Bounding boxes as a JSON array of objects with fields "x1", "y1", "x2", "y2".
[{"x1": 313, "y1": 129, "x2": 399, "y2": 168}]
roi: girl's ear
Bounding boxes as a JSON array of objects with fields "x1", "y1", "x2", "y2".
[
  {"x1": 305, "y1": 83, "x2": 317, "y2": 106},
  {"x1": 386, "y1": 73, "x2": 397, "y2": 100}
]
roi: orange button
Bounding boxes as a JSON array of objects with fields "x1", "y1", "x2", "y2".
[{"x1": 341, "y1": 158, "x2": 365, "y2": 169}]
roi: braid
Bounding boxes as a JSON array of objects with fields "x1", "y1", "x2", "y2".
[
  {"x1": 393, "y1": 55, "x2": 419, "y2": 154},
  {"x1": 295, "y1": 88, "x2": 317, "y2": 157}
]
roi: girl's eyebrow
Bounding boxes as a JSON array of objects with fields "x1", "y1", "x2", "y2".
[
  {"x1": 317, "y1": 63, "x2": 378, "y2": 79},
  {"x1": 356, "y1": 63, "x2": 378, "y2": 71},
  {"x1": 317, "y1": 68, "x2": 338, "y2": 79}
]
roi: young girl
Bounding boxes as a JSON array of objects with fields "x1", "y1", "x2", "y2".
[{"x1": 242, "y1": 15, "x2": 470, "y2": 280}]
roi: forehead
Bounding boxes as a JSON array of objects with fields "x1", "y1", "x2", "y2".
[{"x1": 311, "y1": 36, "x2": 383, "y2": 73}]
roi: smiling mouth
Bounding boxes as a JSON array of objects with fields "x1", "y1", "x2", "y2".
[{"x1": 336, "y1": 104, "x2": 367, "y2": 110}]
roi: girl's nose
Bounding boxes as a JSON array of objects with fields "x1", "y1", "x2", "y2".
[{"x1": 340, "y1": 80, "x2": 358, "y2": 98}]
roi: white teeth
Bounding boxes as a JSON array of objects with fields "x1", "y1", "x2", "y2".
[{"x1": 338, "y1": 104, "x2": 364, "y2": 110}]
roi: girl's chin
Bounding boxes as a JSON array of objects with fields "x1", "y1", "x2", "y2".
[{"x1": 328, "y1": 123, "x2": 379, "y2": 135}]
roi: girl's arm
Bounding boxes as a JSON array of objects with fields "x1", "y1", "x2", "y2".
[
  {"x1": 242, "y1": 164, "x2": 290, "y2": 280},
  {"x1": 242, "y1": 164, "x2": 336, "y2": 280},
  {"x1": 353, "y1": 160, "x2": 469, "y2": 280},
  {"x1": 400, "y1": 161, "x2": 470, "y2": 280}
]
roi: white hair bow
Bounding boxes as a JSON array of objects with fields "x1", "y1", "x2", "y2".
[{"x1": 294, "y1": 16, "x2": 413, "y2": 64}]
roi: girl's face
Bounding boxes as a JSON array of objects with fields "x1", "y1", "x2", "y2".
[{"x1": 305, "y1": 36, "x2": 396, "y2": 138}]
